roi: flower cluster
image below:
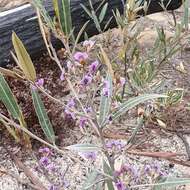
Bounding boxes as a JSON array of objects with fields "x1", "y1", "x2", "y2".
[
  {"x1": 105, "y1": 140, "x2": 126, "y2": 150},
  {"x1": 38, "y1": 147, "x2": 70, "y2": 190},
  {"x1": 39, "y1": 147, "x2": 56, "y2": 172},
  {"x1": 80, "y1": 151, "x2": 97, "y2": 161},
  {"x1": 102, "y1": 79, "x2": 111, "y2": 97},
  {"x1": 64, "y1": 99, "x2": 76, "y2": 120}
]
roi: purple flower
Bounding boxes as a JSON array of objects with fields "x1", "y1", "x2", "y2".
[
  {"x1": 105, "y1": 140, "x2": 126, "y2": 150},
  {"x1": 64, "y1": 109, "x2": 76, "y2": 120},
  {"x1": 64, "y1": 99, "x2": 76, "y2": 119},
  {"x1": 102, "y1": 87, "x2": 110, "y2": 97},
  {"x1": 39, "y1": 156, "x2": 49, "y2": 167},
  {"x1": 46, "y1": 163, "x2": 56, "y2": 172},
  {"x1": 115, "y1": 180, "x2": 126, "y2": 190},
  {"x1": 63, "y1": 180, "x2": 70, "y2": 188},
  {"x1": 35, "y1": 78, "x2": 44, "y2": 87},
  {"x1": 83, "y1": 152, "x2": 97, "y2": 161},
  {"x1": 104, "y1": 80, "x2": 109, "y2": 88},
  {"x1": 80, "y1": 75, "x2": 92, "y2": 86},
  {"x1": 120, "y1": 77, "x2": 126, "y2": 86},
  {"x1": 89, "y1": 60, "x2": 99, "y2": 74},
  {"x1": 144, "y1": 164, "x2": 151, "y2": 174},
  {"x1": 83, "y1": 40, "x2": 95, "y2": 49},
  {"x1": 49, "y1": 185, "x2": 59, "y2": 190},
  {"x1": 102, "y1": 80, "x2": 110, "y2": 97},
  {"x1": 79, "y1": 117, "x2": 87, "y2": 128},
  {"x1": 73, "y1": 52, "x2": 88, "y2": 63},
  {"x1": 67, "y1": 99, "x2": 75, "y2": 108},
  {"x1": 152, "y1": 162, "x2": 161, "y2": 173},
  {"x1": 60, "y1": 71, "x2": 65, "y2": 81},
  {"x1": 85, "y1": 106, "x2": 92, "y2": 113},
  {"x1": 38, "y1": 147, "x2": 53, "y2": 156}
]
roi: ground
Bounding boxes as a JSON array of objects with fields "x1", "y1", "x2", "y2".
[{"x1": 1, "y1": 3, "x2": 190, "y2": 190}]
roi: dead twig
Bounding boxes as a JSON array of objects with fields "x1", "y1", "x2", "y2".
[
  {"x1": 0, "y1": 168, "x2": 44, "y2": 190},
  {"x1": 177, "y1": 132, "x2": 190, "y2": 161},
  {"x1": 2, "y1": 145, "x2": 47, "y2": 190}
]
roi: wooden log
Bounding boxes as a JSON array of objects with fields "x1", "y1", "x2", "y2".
[{"x1": 0, "y1": 0, "x2": 182, "y2": 67}]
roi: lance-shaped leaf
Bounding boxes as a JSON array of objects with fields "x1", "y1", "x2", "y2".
[
  {"x1": 0, "y1": 74, "x2": 21, "y2": 119},
  {"x1": 112, "y1": 94, "x2": 167, "y2": 121},
  {"x1": 58, "y1": 0, "x2": 72, "y2": 36},
  {"x1": 99, "y1": 45, "x2": 114, "y2": 79},
  {"x1": 32, "y1": 0, "x2": 55, "y2": 30},
  {"x1": 99, "y1": 3, "x2": 108, "y2": 23},
  {"x1": 82, "y1": 170, "x2": 100, "y2": 189},
  {"x1": 103, "y1": 159, "x2": 114, "y2": 190},
  {"x1": 31, "y1": 87, "x2": 55, "y2": 144},
  {"x1": 12, "y1": 32, "x2": 36, "y2": 82},
  {"x1": 66, "y1": 143, "x2": 100, "y2": 152},
  {"x1": 98, "y1": 74, "x2": 112, "y2": 127},
  {"x1": 153, "y1": 178, "x2": 190, "y2": 190}
]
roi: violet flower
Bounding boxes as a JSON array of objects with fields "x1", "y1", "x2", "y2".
[
  {"x1": 60, "y1": 71, "x2": 65, "y2": 81},
  {"x1": 35, "y1": 78, "x2": 44, "y2": 87},
  {"x1": 105, "y1": 140, "x2": 126, "y2": 150},
  {"x1": 102, "y1": 80, "x2": 110, "y2": 97},
  {"x1": 85, "y1": 106, "x2": 92, "y2": 113},
  {"x1": 80, "y1": 74, "x2": 92, "y2": 86},
  {"x1": 120, "y1": 77, "x2": 126, "y2": 86},
  {"x1": 115, "y1": 180, "x2": 126, "y2": 190},
  {"x1": 83, "y1": 40, "x2": 95, "y2": 50},
  {"x1": 79, "y1": 117, "x2": 87, "y2": 128},
  {"x1": 89, "y1": 60, "x2": 99, "y2": 74},
  {"x1": 49, "y1": 185, "x2": 59, "y2": 190},
  {"x1": 38, "y1": 147, "x2": 53, "y2": 156},
  {"x1": 67, "y1": 99, "x2": 75, "y2": 108},
  {"x1": 82, "y1": 152, "x2": 97, "y2": 161},
  {"x1": 46, "y1": 163, "x2": 56, "y2": 172},
  {"x1": 64, "y1": 99, "x2": 76, "y2": 120},
  {"x1": 39, "y1": 156, "x2": 49, "y2": 167},
  {"x1": 73, "y1": 52, "x2": 88, "y2": 63}
]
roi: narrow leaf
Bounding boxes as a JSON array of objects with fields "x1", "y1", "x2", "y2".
[
  {"x1": 0, "y1": 74, "x2": 21, "y2": 119},
  {"x1": 59, "y1": 0, "x2": 72, "y2": 36},
  {"x1": 103, "y1": 160, "x2": 114, "y2": 190},
  {"x1": 99, "y1": 74, "x2": 112, "y2": 127},
  {"x1": 82, "y1": 170, "x2": 99, "y2": 189},
  {"x1": 153, "y1": 178, "x2": 190, "y2": 190},
  {"x1": 12, "y1": 32, "x2": 36, "y2": 82},
  {"x1": 32, "y1": 0, "x2": 55, "y2": 30},
  {"x1": 99, "y1": 45, "x2": 114, "y2": 79},
  {"x1": 112, "y1": 94, "x2": 167, "y2": 121},
  {"x1": 99, "y1": 3, "x2": 108, "y2": 23},
  {"x1": 31, "y1": 87, "x2": 55, "y2": 144},
  {"x1": 66, "y1": 143, "x2": 100, "y2": 152}
]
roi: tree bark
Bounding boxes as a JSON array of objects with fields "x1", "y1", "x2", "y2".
[{"x1": 0, "y1": 0, "x2": 182, "y2": 67}]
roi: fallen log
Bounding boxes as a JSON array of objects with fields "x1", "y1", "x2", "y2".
[{"x1": 0, "y1": 0, "x2": 182, "y2": 67}]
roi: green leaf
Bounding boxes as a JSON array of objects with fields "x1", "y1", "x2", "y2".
[
  {"x1": 112, "y1": 94, "x2": 167, "y2": 121},
  {"x1": 12, "y1": 32, "x2": 36, "y2": 82},
  {"x1": 103, "y1": 160, "x2": 114, "y2": 190},
  {"x1": 32, "y1": 0, "x2": 55, "y2": 30},
  {"x1": 99, "y1": 3, "x2": 108, "y2": 23},
  {"x1": 153, "y1": 178, "x2": 190, "y2": 190},
  {"x1": 66, "y1": 143, "x2": 100, "y2": 152},
  {"x1": 31, "y1": 87, "x2": 55, "y2": 144},
  {"x1": 0, "y1": 74, "x2": 21, "y2": 119},
  {"x1": 82, "y1": 170, "x2": 100, "y2": 189},
  {"x1": 59, "y1": 0, "x2": 72, "y2": 36},
  {"x1": 80, "y1": 4, "x2": 93, "y2": 19},
  {"x1": 98, "y1": 74, "x2": 112, "y2": 127}
]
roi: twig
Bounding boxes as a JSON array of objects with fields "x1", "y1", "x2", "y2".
[
  {"x1": 2, "y1": 145, "x2": 47, "y2": 190},
  {"x1": 177, "y1": 132, "x2": 190, "y2": 161},
  {"x1": 0, "y1": 168, "x2": 42, "y2": 190}
]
